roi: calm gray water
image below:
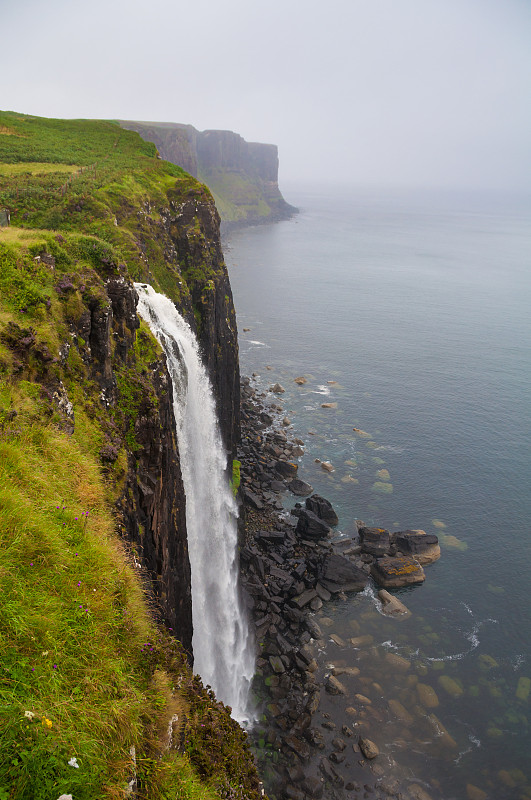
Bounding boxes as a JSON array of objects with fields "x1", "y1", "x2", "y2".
[{"x1": 224, "y1": 185, "x2": 531, "y2": 799}]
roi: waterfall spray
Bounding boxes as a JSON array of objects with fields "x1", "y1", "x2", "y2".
[{"x1": 135, "y1": 284, "x2": 255, "y2": 723}]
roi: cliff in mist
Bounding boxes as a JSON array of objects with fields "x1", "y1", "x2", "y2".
[
  {"x1": 0, "y1": 111, "x2": 260, "y2": 799},
  {"x1": 120, "y1": 120, "x2": 297, "y2": 228}
]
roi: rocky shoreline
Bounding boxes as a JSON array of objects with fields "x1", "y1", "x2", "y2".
[{"x1": 237, "y1": 376, "x2": 443, "y2": 800}]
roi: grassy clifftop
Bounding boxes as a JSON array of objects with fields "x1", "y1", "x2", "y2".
[{"x1": 0, "y1": 113, "x2": 259, "y2": 800}]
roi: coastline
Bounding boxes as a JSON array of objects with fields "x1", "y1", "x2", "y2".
[{"x1": 238, "y1": 376, "x2": 444, "y2": 800}]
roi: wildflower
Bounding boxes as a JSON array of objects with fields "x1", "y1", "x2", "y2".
[
  {"x1": 77, "y1": 582, "x2": 81, "y2": 587},
  {"x1": 67, "y1": 757, "x2": 79, "y2": 769},
  {"x1": 53, "y1": 664, "x2": 58, "y2": 669},
  {"x1": 30, "y1": 563, "x2": 34, "y2": 566},
  {"x1": 24, "y1": 710, "x2": 35, "y2": 720},
  {"x1": 42, "y1": 717, "x2": 53, "y2": 729},
  {"x1": 42, "y1": 651, "x2": 49, "y2": 656}
]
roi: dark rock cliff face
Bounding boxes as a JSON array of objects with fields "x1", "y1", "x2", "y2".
[
  {"x1": 120, "y1": 120, "x2": 297, "y2": 228},
  {"x1": 73, "y1": 276, "x2": 194, "y2": 654},
  {"x1": 160, "y1": 189, "x2": 240, "y2": 453}
]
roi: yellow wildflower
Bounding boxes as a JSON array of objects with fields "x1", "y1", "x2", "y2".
[{"x1": 42, "y1": 717, "x2": 53, "y2": 729}]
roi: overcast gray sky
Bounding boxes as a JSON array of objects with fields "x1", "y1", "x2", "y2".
[{"x1": 2, "y1": 0, "x2": 530, "y2": 191}]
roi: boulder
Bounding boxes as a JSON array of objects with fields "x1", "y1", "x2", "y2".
[
  {"x1": 319, "y1": 553, "x2": 368, "y2": 593},
  {"x1": 378, "y1": 589, "x2": 411, "y2": 618},
  {"x1": 289, "y1": 478, "x2": 314, "y2": 497},
  {"x1": 358, "y1": 526, "x2": 390, "y2": 557},
  {"x1": 276, "y1": 460, "x2": 298, "y2": 478},
  {"x1": 305, "y1": 495, "x2": 339, "y2": 526},
  {"x1": 270, "y1": 383, "x2": 285, "y2": 393},
  {"x1": 326, "y1": 675, "x2": 347, "y2": 695},
  {"x1": 370, "y1": 556, "x2": 425, "y2": 589},
  {"x1": 241, "y1": 488, "x2": 264, "y2": 510},
  {"x1": 358, "y1": 737, "x2": 379, "y2": 759},
  {"x1": 395, "y1": 529, "x2": 441, "y2": 564},
  {"x1": 294, "y1": 376, "x2": 307, "y2": 385},
  {"x1": 301, "y1": 776, "x2": 324, "y2": 799},
  {"x1": 321, "y1": 461, "x2": 334, "y2": 472},
  {"x1": 296, "y1": 509, "x2": 331, "y2": 540}
]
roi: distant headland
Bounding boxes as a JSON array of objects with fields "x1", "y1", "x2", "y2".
[{"x1": 119, "y1": 120, "x2": 297, "y2": 229}]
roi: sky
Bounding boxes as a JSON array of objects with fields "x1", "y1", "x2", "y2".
[{"x1": 2, "y1": 0, "x2": 531, "y2": 191}]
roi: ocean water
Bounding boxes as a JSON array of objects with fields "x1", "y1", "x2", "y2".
[{"x1": 223, "y1": 185, "x2": 531, "y2": 799}]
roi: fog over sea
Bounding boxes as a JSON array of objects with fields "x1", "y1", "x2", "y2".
[{"x1": 224, "y1": 185, "x2": 531, "y2": 799}]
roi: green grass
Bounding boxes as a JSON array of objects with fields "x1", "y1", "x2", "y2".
[{"x1": 0, "y1": 113, "x2": 263, "y2": 800}]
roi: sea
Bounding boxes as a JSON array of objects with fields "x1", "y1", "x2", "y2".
[{"x1": 223, "y1": 184, "x2": 531, "y2": 800}]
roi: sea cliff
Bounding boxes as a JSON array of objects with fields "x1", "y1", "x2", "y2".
[
  {"x1": 119, "y1": 120, "x2": 297, "y2": 228},
  {"x1": 0, "y1": 111, "x2": 260, "y2": 799}
]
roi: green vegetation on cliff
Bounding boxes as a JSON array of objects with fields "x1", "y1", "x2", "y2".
[{"x1": 0, "y1": 113, "x2": 258, "y2": 800}]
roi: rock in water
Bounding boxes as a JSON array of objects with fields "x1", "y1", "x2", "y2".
[
  {"x1": 358, "y1": 737, "x2": 379, "y2": 759},
  {"x1": 319, "y1": 553, "x2": 368, "y2": 593},
  {"x1": 326, "y1": 675, "x2": 348, "y2": 695},
  {"x1": 395, "y1": 529, "x2": 441, "y2": 564},
  {"x1": 296, "y1": 509, "x2": 331, "y2": 540},
  {"x1": 270, "y1": 383, "x2": 285, "y2": 393},
  {"x1": 358, "y1": 526, "x2": 391, "y2": 557},
  {"x1": 289, "y1": 478, "x2": 314, "y2": 497},
  {"x1": 378, "y1": 589, "x2": 411, "y2": 617},
  {"x1": 371, "y1": 556, "x2": 425, "y2": 588},
  {"x1": 305, "y1": 494, "x2": 339, "y2": 526}
]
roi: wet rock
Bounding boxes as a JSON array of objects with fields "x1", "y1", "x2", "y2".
[
  {"x1": 332, "y1": 738, "x2": 347, "y2": 751},
  {"x1": 329, "y1": 750, "x2": 345, "y2": 763},
  {"x1": 332, "y1": 666, "x2": 360, "y2": 677},
  {"x1": 305, "y1": 494, "x2": 339, "y2": 526},
  {"x1": 276, "y1": 460, "x2": 298, "y2": 478},
  {"x1": 378, "y1": 589, "x2": 411, "y2": 617},
  {"x1": 319, "y1": 553, "x2": 368, "y2": 593},
  {"x1": 269, "y1": 656, "x2": 286, "y2": 673},
  {"x1": 358, "y1": 737, "x2": 379, "y2": 759},
  {"x1": 306, "y1": 618, "x2": 323, "y2": 639},
  {"x1": 370, "y1": 556, "x2": 426, "y2": 589},
  {"x1": 294, "y1": 376, "x2": 307, "y2": 385},
  {"x1": 326, "y1": 675, "x2": 348, "y2": 695},
  {"x1": 321, "y1": 461, "x2": 334, "y2": 472},
  {"x1": 388, "y1": 699, "x2": 414, "y2": 725},
  {"x1": 289, "y1": 478, "x2": 314, "y2": 497},
  {"x1": 466, "y1": 785, "x2": 487, "y2": 800},
  {"x1": 301, "y1": 776, "x2": 324, "y2": 799},
  {"x1": 358, "y1": 526, "x2": 391, "y2": 557},
  {"x1": 270, "y1": 383, "x2": 285, "y2": 393},
  {"x1": 427, "y1": 714, "x2": 458, "y2": 749},
  {"x1": 416, "y1": 683, "x2": 439, "y2": 708},
  {"x1": 284, "y1": 735, "x2": 311, "y2": 760},
  {"x1": 296, "y1": 509, "x2": 331, "y2": 540},
  {"x1": 395, "y1": 530, "x2": 441, "y2": 565},
  {"x1": 319, "y1": 757, "x2": 344, "y2": 787},
  {"x1": 438, "y1": 675, "x2": 463, "y2": 698},
  {"x1": 408, "y1": 784, "x2": 434, "y2": 800},
  {"x1": 384, "y1": 653, "x2": 411, "y2": 672}
]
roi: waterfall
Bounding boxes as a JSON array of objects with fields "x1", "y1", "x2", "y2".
[{"x1": 135, "y1": 284, "x2": 255, "y2": 723}]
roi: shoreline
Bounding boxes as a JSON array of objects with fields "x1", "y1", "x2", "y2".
[{"x1": 238, "y1": 376, "x2": 445, "y2": 800}]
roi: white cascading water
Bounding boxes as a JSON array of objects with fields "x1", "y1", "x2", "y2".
[{"x1": 135, "y1": 284, "x2": 255, "y2": 723}]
